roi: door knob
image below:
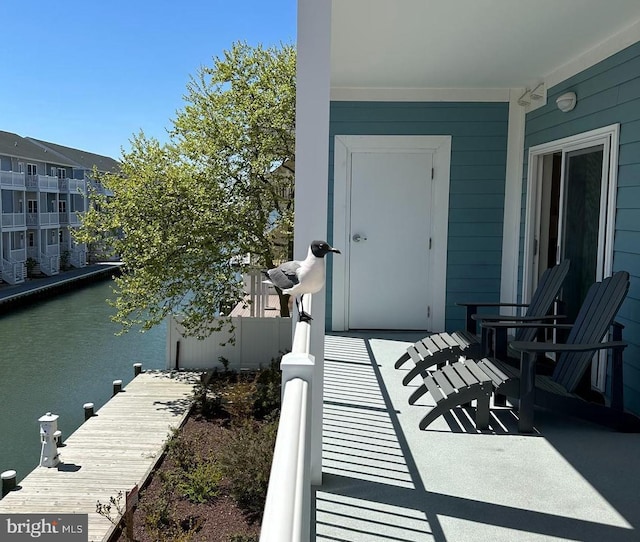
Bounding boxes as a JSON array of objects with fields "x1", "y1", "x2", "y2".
[{"x1": 352, "y1": 234, "x2": 367, "y2": 242}]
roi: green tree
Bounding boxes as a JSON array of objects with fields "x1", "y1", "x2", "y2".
[{"x1": 76, "y1": 42, "x2": 296, "y2": 338}]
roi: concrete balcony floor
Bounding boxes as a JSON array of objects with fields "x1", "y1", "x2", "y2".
[{"x1": 313, "y1": 332, "x2": 640, "y2": 542}]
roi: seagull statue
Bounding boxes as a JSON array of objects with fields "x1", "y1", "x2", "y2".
[{"x1": 263, "y1": 240, "x2": 341, "y2": 322}]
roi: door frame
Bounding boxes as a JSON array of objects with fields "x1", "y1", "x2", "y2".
[
  {"x1": 332, "y1": 135, "x2": 451, "y2": 331},
  {"x1": 522, "y1": 124, "x2": 620, "y2": 390}
]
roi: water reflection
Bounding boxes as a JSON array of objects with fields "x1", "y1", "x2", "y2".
[{"x1": 0, "y1": 280, "x2": 166, "y2": 482}]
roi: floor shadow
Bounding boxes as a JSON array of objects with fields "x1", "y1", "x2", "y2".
[
  {"x1": 314, "y1": 332, "x2": 639, "y2": 541},
  {"x1": 152, "y1": 397, "x2": 192, "y2": 416},
  {"x1": 57, "y1": 462, "x2": 82, "y2": 472}
]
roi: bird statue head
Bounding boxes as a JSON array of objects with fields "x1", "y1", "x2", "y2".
[{"x1": 310, "y1": 240, "x2": 341, "y2": 258}]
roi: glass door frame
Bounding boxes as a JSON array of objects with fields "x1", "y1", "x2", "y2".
[{"x1": 522, "y1": 124, "x2": 620, "y2": 391}]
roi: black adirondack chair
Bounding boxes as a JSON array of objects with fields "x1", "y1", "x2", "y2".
[
  {"x1": 409, "y1": 271, "x2": 640, "y2": 433},
  {"x1": 395, "y1": 260, "x2": 570, "y2": 386}
]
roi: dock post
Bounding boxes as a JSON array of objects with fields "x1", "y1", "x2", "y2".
[
  {"x1": 133, "y1": 363, "x2": 143, "y2": 377},
  {"x1": 1, "y1": 470, "x2": 16, "y2": 497},
  {"x1": 38, "y1": 413, "x2": 60, "y2": 468},
  {"x1": 113, "y1": 379, "x2": 123, "y2": 396},
  {"x1": 83, "y1": 402, "x2": 95, "y2": 421}
]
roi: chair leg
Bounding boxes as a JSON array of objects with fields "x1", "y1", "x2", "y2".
[
  {"x1": 419, "y1": 384, "x2": 491, "y2": 430},
  {"x1": 475, "y1": 384, "x2": 492, "y2": 430}
]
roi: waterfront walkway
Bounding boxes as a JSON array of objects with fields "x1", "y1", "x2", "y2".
[
  {"x1": 0, "y1": 371, "x2": 197, "y2": 542},
  {"x1": 0, "y1": 263, "x2": 121, "y2": 307}
]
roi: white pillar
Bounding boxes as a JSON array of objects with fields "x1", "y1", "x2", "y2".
[
  {"x1": 500, "y1": 89, "x2": 527, "y2": 309},
  {"x1": 295, "y1": 0, "x2": 332, "y2": 486}
]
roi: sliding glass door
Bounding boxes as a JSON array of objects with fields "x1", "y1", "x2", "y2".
[{"x1": 524, "y1": 125, "x2": 619, "y2": 391}]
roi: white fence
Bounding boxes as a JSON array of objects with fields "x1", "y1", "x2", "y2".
[
  {"x1": 166, "y1": 315, "x2": 292, "y2": 370},
  {"x1": 260, "y1": 294, "x2": 316, "y2": 542}
]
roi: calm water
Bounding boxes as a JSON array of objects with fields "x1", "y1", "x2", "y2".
[{"x1": 0, "y1": 280, "x2": 166, "y2": 483}]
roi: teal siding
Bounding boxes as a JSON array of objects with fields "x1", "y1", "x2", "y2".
[
  {"x1": 329, "y1": 101, "x2": 509, "y2": 330},
  {"x1": 521, "y1": 40, "x2": 640, "y2": 415}
]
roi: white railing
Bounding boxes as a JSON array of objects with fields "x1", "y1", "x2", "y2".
[
  {"x1": 25, "y1": 175, "x2": 59, "y2": 191},
  {"x1": 10, "y1": 248, "x2": 26, "y2": 262},
  {"x1": 39, "y1": 212, "x2": 59, "y2": 226},
  {"x1": 45, "y1": 244, "x2": 59, "y2": 257},
  {"x1": 38, "y1": 175, "x2": 60, "y2": 191},
  {"x1": 0, "y1": 171, "x2": 25, "y2": 188},
  {"x1": 2, "y1": 258, "x2": 25, "y2": 284},
  {"x1": 261, "y1": 294, "x2": 315, "y2": 542},
  {"x1": 70, "y1": 249, "x2": 86, "y2": 268},
  {"x1": 39, "y1": 253, "x2": 59, "y2": 276},
  {"x1": 244, "y1": 270, "x2": 278, "y2": 317},
  {"x1": 58, "y1": 178, "x2": 86, "y2": 193},
  {"x1": 68, "y1": 179, "x2": 86, "y2": 193},
  {"x1": 1, "y1": 213, "x2": 25, "y2": 228}
]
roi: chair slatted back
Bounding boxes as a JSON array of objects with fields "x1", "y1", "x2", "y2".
[
  {"x1": 514, "y1": 260, "x2": 570, "y2": 342},
  {"x1": 552, "y1": 271, "x2": 630, "y2": 392}
]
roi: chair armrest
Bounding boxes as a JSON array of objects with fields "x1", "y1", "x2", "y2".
[
  {"x1": 472, "y1": 313, "x2": 566, "y2": 322},
  {"x1": 457, "y1": 302, "x2": 529, "y2": 308},
  {"x1": 458, "y1": 301, "x2": 529, "y2": 334},
  {"x1": 510, "y1": 340, "x2": 627, "y2": 354},
  {"x1": 480, "y1": 321, "x2": 573, "y2": 330}
]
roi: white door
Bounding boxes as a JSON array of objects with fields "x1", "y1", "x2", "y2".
[{"x1": 348, "y1": 151, "x2": 432, "y2": 329}]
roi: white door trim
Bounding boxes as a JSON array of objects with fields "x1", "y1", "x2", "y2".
[
  {"x1": 332, "y1": 135, "x2": 451, "y2": 332},
  {"x1": 522, "y1": 123, "x2": 620, "y2": 301},
  {"x1": 523, "y1": 124, "x2": 619, "y2": 392}
]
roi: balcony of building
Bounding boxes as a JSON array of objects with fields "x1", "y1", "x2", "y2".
[
  {"x1": 0, "y1": 171, "x2": 26, "y2": 189},
  {"x1": 25, "y1": 174, "x2": 60, "y2": 192},
  {"x1": 260, "y1": 308, "x2": 640, "y2": 542}
]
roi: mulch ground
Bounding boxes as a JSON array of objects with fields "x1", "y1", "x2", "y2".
[{"x1": 111, "y1": 415, "x2": 262, "y2": 542}]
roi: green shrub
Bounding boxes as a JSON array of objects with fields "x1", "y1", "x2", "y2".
[
  {"x1": 221, "y1": 380, "x2": 257, "y2": 422},
  {"x1": 178, "y1": 461, "x2": 223, "y2": 503},
  {"x1": 165, "y1": 427, "x2": 200, "y2": 471},
  {"x1": 218, "y1": 419, "x2": 278, "y2": 516},
  {"x1": 141, "y1": 486, "x2": 172, "y2": 530}
]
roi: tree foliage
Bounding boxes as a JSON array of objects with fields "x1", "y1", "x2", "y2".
[{"x1": 76, "y1": 42, "x2": 296, "y2": 337}]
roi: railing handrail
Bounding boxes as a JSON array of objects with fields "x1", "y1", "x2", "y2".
[
  {"x1": 260, "y1": 378, "x2": 309, "y2": 542},
  {"x1": 260, "y1": 293, "x2": 315, "y2": 542}
]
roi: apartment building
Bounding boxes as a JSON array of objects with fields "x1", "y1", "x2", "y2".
[{"x1": 0, "y1": 131, "x2": 119, "y2": 284}]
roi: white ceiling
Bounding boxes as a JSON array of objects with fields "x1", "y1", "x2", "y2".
[{"x1": 331, "y1": 0, "x2": 640, "y2": 91}]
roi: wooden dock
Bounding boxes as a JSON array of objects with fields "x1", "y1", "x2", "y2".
[{"x1": 0, "y1": 371, "x2": 197, "y2": 542}]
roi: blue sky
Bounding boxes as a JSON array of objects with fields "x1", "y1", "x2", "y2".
[{"x1": 2, "y1": 0, "x2": 296, "y2": 159}]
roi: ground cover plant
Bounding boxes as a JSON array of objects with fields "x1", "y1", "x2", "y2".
[{"x1": 108, "y1": 360, "x2": 281, "y2": 542}]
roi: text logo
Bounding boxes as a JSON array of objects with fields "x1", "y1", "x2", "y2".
[{"x1": 0, "y1": 514, "x2": 88, "y2": 541}]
